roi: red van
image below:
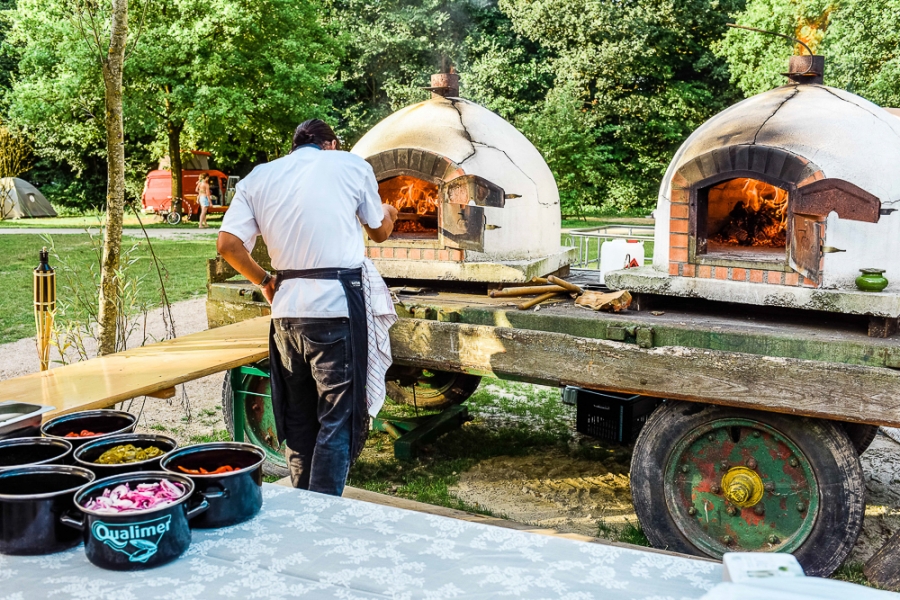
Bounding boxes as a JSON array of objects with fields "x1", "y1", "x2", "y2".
[{"x1": 141, "y1": 169, "x2": 239, "y2": 224}]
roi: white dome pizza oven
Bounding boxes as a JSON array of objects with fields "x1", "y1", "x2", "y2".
[
  {"x1": 352, "y1": 73, "x2": 574, "y2": 283},
  {"x1": 606, "y1": 56, "x2": 900, "y2": 324}
]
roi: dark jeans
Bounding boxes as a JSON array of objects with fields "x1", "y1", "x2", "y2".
[{"x1": 272, "y1": 317, "x2": 354, "y2": 496}]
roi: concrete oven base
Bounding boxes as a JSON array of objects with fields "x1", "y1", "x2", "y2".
[
  {"x1": 605, "y1": 266, "x2": 900, "y2": 318},
  {"x1": 371, "y1": 249, "x2": 576, "y2": 284}
]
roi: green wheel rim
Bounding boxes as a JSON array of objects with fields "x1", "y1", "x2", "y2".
[
  {"x1": 232, "y1": 370, "x2": 286, "y2": 469},
  {"x1": 664, "y1": 418, "x2": 819, "y2": 557}
]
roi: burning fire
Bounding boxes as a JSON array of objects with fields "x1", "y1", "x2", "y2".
[
  {"x1": 709, "y1": 178, "x2": 788, "y2": 248},
  {"x1": 378, "y1": 175, "x2": 440, "y2": 235}
]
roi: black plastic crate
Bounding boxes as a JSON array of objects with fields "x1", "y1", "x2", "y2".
[{"x1": 572, "y1": 388, "x2": 661, "y2": 444}]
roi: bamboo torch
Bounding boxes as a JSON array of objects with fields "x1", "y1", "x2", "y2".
[{"x1": 34, "y1": 247, "x2": 55, "y2": 371}]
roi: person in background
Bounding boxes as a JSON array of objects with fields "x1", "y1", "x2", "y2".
[
  {"x1": 216, "y1": 119, "x2": 398, "y2": 496},
  {"x1": 196, "y1": 173, "x2": 211, "y2": 228}
]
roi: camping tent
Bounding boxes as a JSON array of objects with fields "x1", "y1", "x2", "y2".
[{"x1": 0, "y1": 177, "x2": 57, "y2": 219}]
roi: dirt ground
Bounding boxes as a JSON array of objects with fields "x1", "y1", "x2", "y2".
[
  {"x1": 449, "y1": 430, "x2": 900, "y2": 564},
  {"x1": 3, "y1": 299, "x2": 899, "y2": 567}
]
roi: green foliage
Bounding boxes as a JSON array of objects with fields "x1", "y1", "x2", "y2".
[
  {"x1": 719, "y1": 0, "x2": 900, "y2": 108},
  {"x1": 2, "y1": 0, "x2": 339, "y2": 210},
  {"x1": 500, "y1": 0, "x2": 745, "y2": 212},
  {"x1": 716, "y1": 0, "x2": 837, "y2": 96},
  {"x1": 824, "y1": 0, "x2": 900, "y2": 106},
  {"x1": 516, "y1": 83, "x2": 615, "y2": 217}
]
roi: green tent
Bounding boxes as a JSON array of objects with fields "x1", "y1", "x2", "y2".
[{"x1": 0, "y1": 177, "x2": 57, "y2": 219}]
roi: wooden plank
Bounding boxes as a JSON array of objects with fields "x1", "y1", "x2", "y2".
[
  {"x1": 0, "y1": 317, "x2": 270, "y2": 418},
  {"x1": 389, "y1": 319, "x2": 900, "y2": 427},
  {"x1": 146, "y1": 387, "x2": 176, "y2": 400}
]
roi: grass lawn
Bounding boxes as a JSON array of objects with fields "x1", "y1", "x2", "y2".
[
  {"x1": 0, "y1": 233, "x2": 215, "y2": 344},
  {"x1": 0, "y1": 213, "x2": 223, "y2": 229}
]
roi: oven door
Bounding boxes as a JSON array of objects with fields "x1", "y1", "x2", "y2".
[
  {"x1": 439, "y1": 175, "x2": 506, "y2": 252},
  {"x1": 788, "y1": 213, "x2": 823, "y2": 283}
]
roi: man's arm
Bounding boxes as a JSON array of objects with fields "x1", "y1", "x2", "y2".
[
  {"x1": 364, "y1": 204, "x2": 399, "y2": 243},
  {"x1": 217, "y1": 232, "x2": 277, "y2": 303}
]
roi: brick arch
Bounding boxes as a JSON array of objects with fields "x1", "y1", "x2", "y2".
[
  {"x1": 364, "y1": 148, "x2": 464, "y2": 185},
  {"x1": 674, "y1": 145, "x2": 824, "y2": 190},
  {"x1": 667, "y1": 145, "x2": 826, "y2": 289}
]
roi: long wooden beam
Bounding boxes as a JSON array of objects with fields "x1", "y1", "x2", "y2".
[{"x1": 389, "y1": 318, "x2": 900, "y2": 427}]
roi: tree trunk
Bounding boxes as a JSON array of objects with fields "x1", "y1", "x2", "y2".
[
  {"x1": 167, "y1": 122, "x2": 183, "y2": 212},
  {"x1": 96, "y1": 0, "x2": 129, "y2": 356}
]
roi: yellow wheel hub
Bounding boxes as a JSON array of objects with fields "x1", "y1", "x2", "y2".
[{"x1": 722, "y1": 466, "x2": 764, "y2": 508}]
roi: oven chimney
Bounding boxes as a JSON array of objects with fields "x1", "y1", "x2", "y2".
[
  {"x1": 786, "y1": 55, "x2": 824, "y2": 85},
  {"x1": 427, "y1": 72, "x2": 460, "y2": 99}
]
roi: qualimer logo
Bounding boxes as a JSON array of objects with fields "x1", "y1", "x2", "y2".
[{"x1": 91, "y1": 515, "x2": 172, "y2": 563}]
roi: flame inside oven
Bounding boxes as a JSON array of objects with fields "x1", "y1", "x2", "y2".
[
  {"x1": 378, "y1": 175, "x2": 440, "y2": 237},
  {"x1": 708, "y1": 178, "x2": 788, "y2": 248}
]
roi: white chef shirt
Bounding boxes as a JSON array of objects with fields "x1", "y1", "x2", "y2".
[{"x1": 220, "y1": 145, "x2": 384, "y2": 318}]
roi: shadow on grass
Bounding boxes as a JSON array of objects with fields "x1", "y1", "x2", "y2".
[{"x1": 349, "y1": 419, "x2": 566, "y2": 518}]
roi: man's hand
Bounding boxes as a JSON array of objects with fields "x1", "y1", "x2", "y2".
[
  {"x1": 261, "y1": 276, "x2": 277, "y2": 305},
  {"x1": 364, "y1": 204, "x2": 399, "y2": 243},
  {"x1": 217, "y1": 232, "x2": 275, "y2": 303}
]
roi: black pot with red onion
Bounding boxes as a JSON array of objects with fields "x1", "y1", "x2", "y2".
[
  {"x1": 41, "y1": 410, "x2": 137, "y2": 449},
  {"x1": 161, "y1": 442, "x2": 265, "y2": 529}
]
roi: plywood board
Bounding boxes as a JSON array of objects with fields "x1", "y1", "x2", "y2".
[{"x1": 0, "y1": 317, "x2": 270, "y2": 418}]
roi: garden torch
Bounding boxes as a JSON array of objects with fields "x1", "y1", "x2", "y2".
[{"x1": 33, "y1": 247, "x2": 55, "y2": 371}]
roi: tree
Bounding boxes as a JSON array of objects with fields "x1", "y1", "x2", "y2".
[
  {"x1": 125, "y1": 0, "x2": 339, "y2": 204},
  {"x1": 716, "y1": 0, "x2": 838, "y2": 96},
  {"x1": 323, "y1": 0, "x2": 484, "y2": 144},
  {"x1": 0, "y1": 120, "x2": 31, "y2": 177},
  {"x1": 50, "y1": 0, "x2": 131, "y2": 355},
  {"x1": 500, "y1": 0, "x2": 744, "y2": 212},
  {"x1": 4, "y1": 0, "x2": 339, "y2": 209},
  {"x1": 720, "y1": 0, "x2": 900, "y2": 106}
]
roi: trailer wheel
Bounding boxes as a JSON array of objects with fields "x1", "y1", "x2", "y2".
[
  {"x1": 386, "y1": 370, "x2": 481, "y2": 411},
  {"x1": 840, "y1": 422, "x2": 879, "y2": 455},
  {"x1": 631, "y1": 401, "x2": 864, "y2": 577},
  {"x1": 222, "y1": 369, "x2": 288, "y2": 478}
]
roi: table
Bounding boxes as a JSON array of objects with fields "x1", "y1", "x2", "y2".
[
  {"x1": 0, "y1": 317, "x2": 269, "y2": 418},
  {"x1": 0, "y1": 484, "x2": 720, "y2": 599}
]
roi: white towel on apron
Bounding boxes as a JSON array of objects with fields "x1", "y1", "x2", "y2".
[{"x1": 361, "y1": 258, "x2": 397, "y2": 417}]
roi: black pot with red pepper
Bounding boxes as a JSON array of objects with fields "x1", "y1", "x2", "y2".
[
  {"x1": 161, "y1": 442, "x2": 264, "y2": 528},
  {"x1": 41, "y1": 410, "x2": 137, "y2": 449}
]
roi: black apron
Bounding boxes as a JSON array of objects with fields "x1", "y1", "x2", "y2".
[{"x1": 269, "y1": 267, "x2": 369, "y2": 462}]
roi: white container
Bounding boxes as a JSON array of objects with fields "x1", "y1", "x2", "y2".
[{"x1": 600, "y1": 238, "x2": 645, "y2": 284}]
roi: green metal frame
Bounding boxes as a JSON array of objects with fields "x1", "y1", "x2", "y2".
[
  {"x1": 372, "y1": 404, "x2": 469, "y2": 460},
  {"x1": 228, "y1": 362, "x2": 469, "y2": 464}
]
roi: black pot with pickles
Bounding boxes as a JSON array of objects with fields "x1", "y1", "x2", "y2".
[{"x1": 74, "y1": 434, "x2": 177, "y2": 478}]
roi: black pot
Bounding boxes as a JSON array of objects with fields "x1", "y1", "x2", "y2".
[
  {"x1": 41, "y1": 410, "x2": 137, "y2": 449},
  {"x1": 161, "y1": 442, "x2": 264, "y2": 529},
  {"x1": 63, "y1": 471, "x2": 208, "y2": 571},
  {"x1": 0, "y1": 465, "x2": 95, "y2": 555},
  {"x1": 0, "y1": 437, "x2": 73, "y2": 470},
  {"x1": 74, "y1": 434, "x2": 178, "y2": 478}
]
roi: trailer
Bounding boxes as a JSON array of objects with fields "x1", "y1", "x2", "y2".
[{"x1": 207, "y1": 250, "x2": 900, "y2": 579}]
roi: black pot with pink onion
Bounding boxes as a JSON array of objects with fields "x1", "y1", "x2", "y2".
[{"x1": 62, "y1": 471, "x2": 208, "y2": 570}]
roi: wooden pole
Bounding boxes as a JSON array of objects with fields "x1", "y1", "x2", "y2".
[
  {"x1": 547, "y1": 275, "x2": 584, "y2": 295},
  {"x1": 517, "y1": 292, "x2": 561, "y2": 310},
  {"x1": 490, "y1": 285, "x2": 567, "y2": 298}
]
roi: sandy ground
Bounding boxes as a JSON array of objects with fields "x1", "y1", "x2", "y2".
[
  {"x1": 451, "y1": 429, "x2": 900, "y2": 564},
  {"x1": 3, "y1": 299, "x2": 900, "y2": 563},
  {"x1": 0, "y1": 298, "x2": 226, "y2": 445}
]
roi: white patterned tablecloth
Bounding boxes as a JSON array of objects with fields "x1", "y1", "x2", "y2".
[{"x1": 0, "y1": 484, "x2": 719, "y2": 599}]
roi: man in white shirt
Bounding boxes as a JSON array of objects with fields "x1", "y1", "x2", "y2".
[{"x1": 217, "y1": 119, "x2": 398, "y2": 496}]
